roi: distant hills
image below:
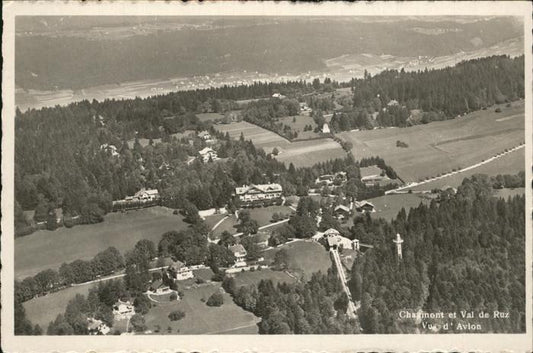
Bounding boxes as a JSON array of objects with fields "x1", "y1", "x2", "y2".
[{"x1": 16, "y1": 16, "x2": 522, "y2": 91}]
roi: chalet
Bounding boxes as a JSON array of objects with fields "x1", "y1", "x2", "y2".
[
  {"x1": 229, "y1": 244, "x2": 247, "y2": 267},
  {"x1": 133, "y1": 188, "x2": 160, "y2": 201},
  {"x1": 169, "y1": 260, "x2": 194, "y2": 281},
  {"x1": 87, "y1": 317, "x2": 110, "y2": 335},
  {"x1": 199, "y1": 147, "x2": 218, "y2": 163},
  {"x1": 323, "y1": 228, "x2": 360, "y2": 251},
  {"x1": 355, "y1": 200, "x2": 375, "y2": 213},
  {"x1": 360, "y1": 165, "x2": 387, "y2": 186},
  {"x1": 334, "y1": 205, "x2": 351, "y2": 220},
  {"x1": 322, "y1": 123, "x2": 331, "y2": 134},
  {"x1": 112, "y1": 300, "x2": 135, "y2": 320},
  {"x1": 235, "y1": 183, "x2": 283, "y2": 203}
]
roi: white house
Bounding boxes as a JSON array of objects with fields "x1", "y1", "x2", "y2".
[
  {"x1": 133, "y1": 188, "x2": 160, "y2": 201},
  {"x1": 272, "y1": 93, "x2": 286, "y2": 99},
  {"x1": 323, "y1": 228, "x2": 360, "y2": 251},
  {"x1": 170, "y1": 260, "x2": 194, "y2": 281},
  {"x1": 235, "y1": 183, "x2": 283, "y2": 203},
  {"x1": 229, "y1": 244, "x2": 247, "y2": 267},
  {"x1": 322, "y1": 123, "x2": 330, "y2": 134},
  {"x1": 199, "y1": 147, "x2": 218, "y2": 163},
  {"x1": 112, "y1": 300, "x2": 135, "y2": 320}
]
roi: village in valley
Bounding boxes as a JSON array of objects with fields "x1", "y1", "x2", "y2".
[{"x1": 13, "y1": 16, "x2": 526, "y2": 337}]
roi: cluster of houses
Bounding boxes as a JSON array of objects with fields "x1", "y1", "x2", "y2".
[
  {"x1": 235, "y1": 183, "x2": 283, "y2": 205},
  {"x1": 333, "y1": 200, "x2": 375, "y2": 220},
  {"x1": 87, "y1": 317, "x2": 111, "y2": 335}
]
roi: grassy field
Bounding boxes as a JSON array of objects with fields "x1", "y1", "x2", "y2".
[
  {"x1": 231, "y1": 268, "x2": 297, "y2": 288},
  {"x1": 23, "y1": 283, "x2": 98, "y2": 332},
  {"x1": 214, "y1": 121, "x2": 291, "y2": 151},
  {"x1": 196, "y1": 112, "x2": 225, "y2": 122},
  {"x1": 407, "y1": 147, "x2": 525, "y2": 191},
  {"x1": 214, "y1": 121, "x2": 346, "y2": 168},
  {"x1": 367, "y1": 194, "x2": 432, "y2": 221},
  {"x1": 15, "y1": 207, "x2": 188, "y2": 279},
  {"x1": 493, "y1": 187, "x2": 525, "y2": 199},
  {"x1": 263, "y1": 240, "x2": 332, "y2": 280},
  {"x1": 143, "y1": 282, "x2": 259, "y2": 334},
  {"x1": 207, "y1": 205, "x2": 293, "y2": 237},
  {"x1": 277, "y1": 115, "x2": 319, "y2": 140},
  {"x1": 274, "y1": 138, "x2": 347, "y2": 168},
  {"x1": 339, "y1": 101, "x2": 524, "y2": 182}
]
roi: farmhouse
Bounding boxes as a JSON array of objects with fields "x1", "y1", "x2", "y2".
[
  {"x1": 235, "y1": 183, "x2": 283, "y2": 203},
  {"x1": 229, "y1": 244, "x2": 247, "y2": 267},
  {"x1": 113, "y1": 300, "x2": 135, "y2": 320},
  {"x1": 334, "y1": 205, "x2": 351, "y2": 219},
  {"x1": 169, "y1": 260, "x2": 194, "y2": 281},
  {"x1": 199, "y1": 147, "x2": 218, "y2": 163},
  {"x1": 355, "y1": 200, "x2": 375, "y2": 213},
  {"x1": 323, "y1": 228, "x2": 360, "y2": 251},
  {"x1": 134, "y1": 188, "x2": 160, "y2": 201},
  {"x1": 360, "y1": 165, "x2": 387, "y2": 186}
]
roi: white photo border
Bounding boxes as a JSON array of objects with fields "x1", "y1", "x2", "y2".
[{"x1": 2, "y1": 1, "x2": 532, "y2": 352}]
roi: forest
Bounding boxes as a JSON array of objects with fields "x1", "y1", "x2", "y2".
[
  {"x1": 330, "y1": 55, "x2": 524, "y2": 131},
  {"x1": 348, "y1": 174, "x2": 525, "y2": 333}
]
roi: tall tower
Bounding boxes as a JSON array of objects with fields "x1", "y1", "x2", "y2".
[{"x1": 393, "y1": 233, "x2": 404, "y2": 260}]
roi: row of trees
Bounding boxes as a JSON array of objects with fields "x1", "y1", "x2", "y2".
[{"x1": 15, "y1": 247, "x2": 124, "y2": 303}]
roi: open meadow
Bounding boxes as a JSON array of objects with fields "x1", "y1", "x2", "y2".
[
  {"x1": 15, "y1": 207, "x2": 188, "y2": 279},
  {"x1": 23, "y1": 283, "x2": 99, "y2": 332},
  {"x1": 406, "y1": 147, "x2": 525, "y2": 191},
  {"x1": 339, "y1": 101, "x2": 524, "y2": 183},
  {"x1": 263, "y1": 240, "x2": 332, "y2": 281},
  {"x1": 367, "y1": 193, "x2": 432, "y2": 221},
  {"x1": 143, "y1": 282, "x2": 259, "y2": 334},
  {"x1": 276, "y1": 115, "x2": 319, "y2": 140},
  {"x1": 214, "y1": 121, "x2": 346, "y2": 168},
  {"x1": 231, "y1": 268, "x2": 297, "y2": 288}
]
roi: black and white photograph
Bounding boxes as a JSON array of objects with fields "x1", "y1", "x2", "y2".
[{"x1": 2, "y1": 1, "x2": 532, "y2": 352}]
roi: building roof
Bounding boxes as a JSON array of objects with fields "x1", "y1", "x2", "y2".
[
  {"x1": 360, "y1": 165, "x2": 383, "y2": 179},
  {"x1": 324, "y1": 228, "x2": 341, "y2": 237},
  {"x1": 235, "y1": 183, "x2": 282, "y2": 195},
  {"x1": 335, "y1": 205, "x2": 351, "y2": 213},
  {"x1": 199, "y1": 147, "x2": 215, "y2": 155},
  {"x1": 198, "y1": 131, "x2": 211, "y2": 138},
  {"x1": 355, "y1": 200, "x2": 375, "y2": 209}
]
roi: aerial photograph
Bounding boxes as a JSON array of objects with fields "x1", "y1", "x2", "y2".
[{"x1": 13, "y1": 15, "x2": 525, "y2": 336}]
